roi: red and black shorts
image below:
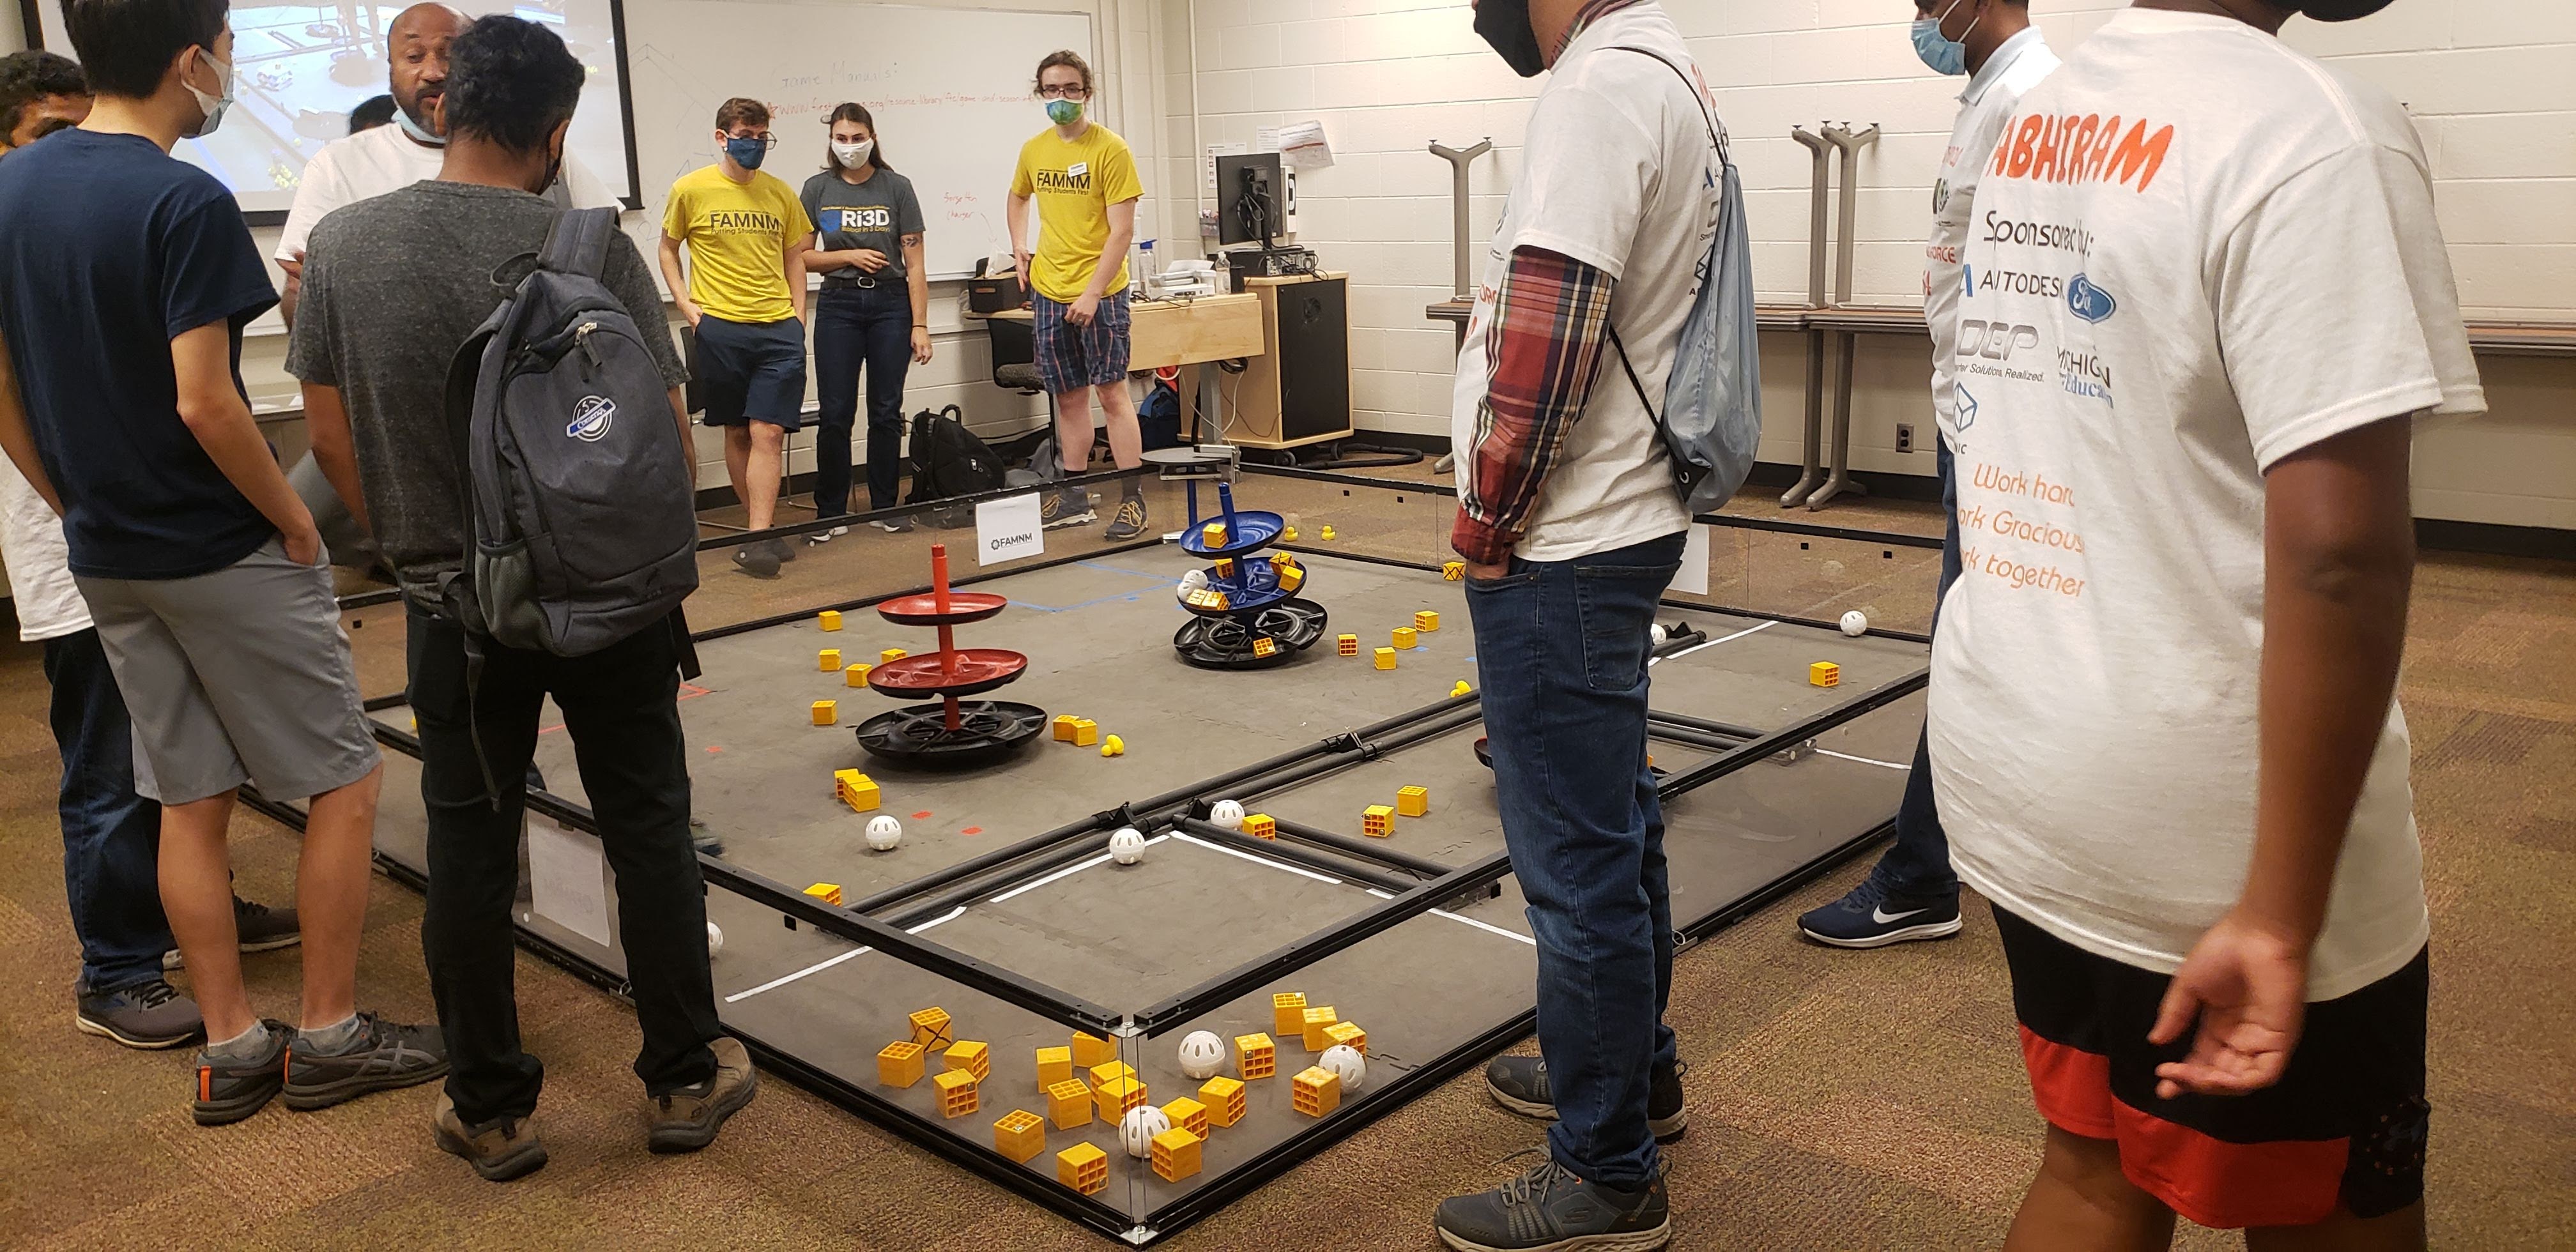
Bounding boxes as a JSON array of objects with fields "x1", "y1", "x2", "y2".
[{"x1": 1994, "y1": 906, "x2": 2429, "y2": 1229}]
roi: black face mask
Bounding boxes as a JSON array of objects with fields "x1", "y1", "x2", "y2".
[
  {"x1": 2292, "y1": 0, "x2": 2398, "y2": 20},
  {"x1": 1475, "y1": 0, "x2": 1547, "y2": 78}
]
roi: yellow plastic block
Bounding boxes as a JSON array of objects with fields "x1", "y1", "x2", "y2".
[
  {"x1": 945, "y1": 1039, "x2": 991, "y2": 1082},
  {"x1": 1268, "y1": 552, "x2": 1299, "y2": 573},
  {"x1": 1200, "y1": 1076, "x2": 1248, "y2": 1127},
  {"x1": 1035, "y1": 1046, "x2": 1073, "y2": 1090},
  {"x1": 908, "y1": 1007, "x2": 954, "y2": 1050},
  {"x1": 1252, "y1": 637, "x2": 1277, "y2": 659},
  {"x1": 1095, "y1": 1074, "x2": 1147, "y2": 1116},
  {"x1": 1071, "y1": 1030, "x2": 1117, "y2": 1068},
  {"x1": 1414, "y1": 609, "x2": 1441, "y2": 632},
  {"x1": 835, "y1": 768, "x2": 880, "y2": 813},
  {"x1": 1443, "y1": 560, "x2": 1466, "y2": 581},
  {"x1": 881, "y1": 648, "x2": 908, "y2": 665},
  {"x1": 1362, "y1": 805, "x2": 1395, "y2": 838},
  {"x1": 1324, "y1": 1020, "x2": 1367, "y2": 1055},
  {"x1": 819, "y1": 648, "x2": 842, "y2": 672},
  {"x1": 811, "y1": 699, "x2": 838, "y2": 726},
  {"x1": 1242, "y1": 813, "x2": 1276, "y2": 839},
  {"x1": 1291, "y1": 1066, "x2": 1342, "y2": 1117},
  {"x1": 818, "y1": 609, "x2": 843, "y2": 631},
  {"x1": 1393, "y1": 627, "x2": 1418, "y2": 650},
  {"x1": 1810, "y1": 660, "x2": 1840, "y2": 688},
  {"x1": 1100, "y1": 734, "x2": 1125, "y2": 758},
  {"x1": 877, "y1": 1040, "x2": 926, "y2": 1087},
  {"x1": 1277, "y1": 563, "x2": 1305, "y2": 593},
  {"x1": 993, "y1": 1109, "x2": 1046, "y2": 1163},
  {"x1": 1052, "y1": 714, "x2": 1080, "y2": 742},
  {"x1": 1336, "y1": 634, "x2": 1360, "y2": 657},
  {"x1": 1161, "y1": 1096, "x2": 1209, "y2": 1140},
  {"x1": 1452, "y1": 680, "x2": 1473, "y2": 698},
  {"x1": 1236, "y1": 1032, "x2": 1277, "y2": 1080},
  {"x1": 1200, "y1": 521, "x2": 1229, "y2": 547},
  {"x1": 1373, "y1": 647, "x2": 1397, "y2": 671},
  {"x1": 1271, "y1": 993, "x2": 1307, "y2": 1037},
  {"x1": 1072, "y1": 719, "x2": 1099, "y2": 747},
  {"x1": 845, "y1": 662, "x2": 873, "y2": 687},
  {"x1": 1397, "y1": 786, "x2": 1429, "y2": 818},
  {"x1": 1301, "y1": 1005, "x2": 1341, "y2": 1051},
  {"x1": 1087, "y1": 1060, "x2": 1135, "y2": 1089},
  {"x1": 1057, "y1": 1141, "x2": 1110, "y2": 1195},
  {"x1": 932, "y1": 1068, "x2": 979, "y2": 1118},
  {"x1": 1150, "y1": 1126, "x2": 1204, "y2": 1182},
  {"x1": 1045, "y1": 1078, "x2": 1094, "y2": 1129},
  {"x1": 803, "y1": 882, "x2": 843, "y2": 907},
  {"x1": 1213, "y1": 556, "x2": 1236, "y2": 579}
]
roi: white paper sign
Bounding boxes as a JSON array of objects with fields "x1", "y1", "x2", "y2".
[
  {"x1": 976, "y1": 492, "x2": 1045, "y2": 566},
  {"x1": 1671, "y1": 523, "x2": 1713, "y2": 596},
  {"x1": 527, "y1": 820, "x2": 612, "y2": 948},
  {"x1": 1278, "y1": 120, "x2": 1334, "y2": 170},
  {"x1": 1255, "y1": 125, "x2": 1281, "y2": 154}
]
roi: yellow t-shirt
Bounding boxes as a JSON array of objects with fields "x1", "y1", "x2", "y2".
[
  {"x1": 661, "y1": 165, "x2": 815, "y2": 324},
  {"x1": 1010, "y1": 123, "x2": 1143, "y2": 303}
]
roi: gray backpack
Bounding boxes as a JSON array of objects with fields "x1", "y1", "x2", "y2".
[
  {"x1": 1606, "y1": 47, "x2": 1765, "y2": 513},
  {"x1": 441, "y1": 206, "x2": 699, "y2": 657}
]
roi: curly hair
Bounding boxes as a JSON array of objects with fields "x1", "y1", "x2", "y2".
[
  {"x1": 443, "y1": 15, "x2": 585, "y2": 153},
  {"x1": 0, "y1": 50, "x2": 86, "y2": 140}
]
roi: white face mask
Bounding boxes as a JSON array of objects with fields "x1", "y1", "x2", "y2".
[
  {"x1": 832, "y1": 138, "x2": 874, "y2": 167},
  {"x1": 182, "y1": 48, "x2": 234, "y2": 138}
]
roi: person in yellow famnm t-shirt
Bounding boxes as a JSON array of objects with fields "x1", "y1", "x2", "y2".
[
  {"x1": 1006, "y1": 50, "x2": 1151, "y2": 540},
  {"x1": 656, "y1": 96, "x2": 815, "y2": 579}
]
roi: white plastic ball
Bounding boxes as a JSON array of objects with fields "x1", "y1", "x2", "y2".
[
  {"x1": 1177, "y1": 1030, "x2": 1226, "y2": 1080},
  {"x1": 705, "y1": 920, "x2": 724, "y2": 959},
  {"x1": 1119, "y1": 1104, "x2": 1171, "y2": 1158},
  {"x1": 1319, "y1": 1043, "x2": 1366, "y2": 1093},
  {"x1": 1650, "y1": 624, "x2": 1668, "y2": 646},
  {"x1": 1209, "y1": 800, "x2": 1245, "y2": 830},
  {"x1": 1839, "y1": 610, "x2": 1868, "y2": 637},
  {"x1": 866, "y1": 815, "x2": 903, "y2": 851},
  {"x1": 1108, "y1": 827, "x2": 1147, "y2": 865},
  {"x1": 1180, "y1": 569, "x2": 1209, "y2": 593}
]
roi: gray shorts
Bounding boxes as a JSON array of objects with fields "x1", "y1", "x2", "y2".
[{"x1": 77, "y1": 538, "x2": 381, "y2": 805}]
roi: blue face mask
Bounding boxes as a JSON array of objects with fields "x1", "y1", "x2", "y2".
[
  {"x1": 723, "y1": 135, "x2": 767, "y2": 170},
  {"x1": 1912, "y1": 0, "x2": 1975, "y2": 77}
]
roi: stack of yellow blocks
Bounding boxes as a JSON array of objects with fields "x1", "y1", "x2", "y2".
[{"x1": 835, "y1": 768, "x2": 880, "y2": 813}]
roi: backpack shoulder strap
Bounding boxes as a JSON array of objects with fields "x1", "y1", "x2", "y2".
[
  {"x1": 1606, "y1": 45, "x2": 1726, "y2": 162},
  {"x1": 537, "y1": 205, "x2": 620, "y2": 280}
]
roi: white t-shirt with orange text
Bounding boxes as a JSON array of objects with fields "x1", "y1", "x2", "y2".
[{"x1": 1928, "y1": 8, "x2": 2484, "y2": 1000}]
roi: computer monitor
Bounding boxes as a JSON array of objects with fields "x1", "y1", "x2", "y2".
[{"x1": 1216, "y1": 152, "x2": 1287, "y2": 248}]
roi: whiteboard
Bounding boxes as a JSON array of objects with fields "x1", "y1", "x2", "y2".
[{"x1": 620, "y1": 1, "x2": 1094, "y2": 280}]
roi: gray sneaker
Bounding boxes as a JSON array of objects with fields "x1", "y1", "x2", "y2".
[
  {"x1": 76, "y1": 979, "x2": 204, "y2": 1050},
  {"x1": 1103, "y1": 493, "x2": 1149, "y2": 541},
  {"x1": 434, "y1": 1090, "x2": 548, "y2": 1182},
  {"x1": 732, "y1": 544, "x2": 781, "y2": 578},
  {"x1": 164, "y1": 894, "x2": 300, "y2": 970},
  {"x1": 1434, "y1": 1152, "x2": 1671, "y2": 1252},
  {"x1": 1486, "y1": 1056, "x2": 1688, "y2": 1142},
  {"x1": 647, "y1": 1036, "x2": 758, "y2": 1153},
  {"x1": 282, "y1": 1011, "x2": 448, "y2": 1111},
  {"x1": 1040, "y1": 486, "x2": 1094, "y2": 530},
  {"x1": 191, "y1": 1019, "x2": 290, "y2": 1126}
]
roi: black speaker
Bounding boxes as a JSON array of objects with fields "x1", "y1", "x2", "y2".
[{"x1": 1273, "y1": 277, "x2": 1349, "y2": 444}]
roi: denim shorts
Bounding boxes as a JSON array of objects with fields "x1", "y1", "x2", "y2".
[
  {"x1": 1031, "y1": 288, "x2": 1132, "y2": 395},
  {"x1": 693, "y1": 314, "x2": 809, "y2": 431}
]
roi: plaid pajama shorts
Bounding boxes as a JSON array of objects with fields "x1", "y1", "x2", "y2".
[{"x1": 1031, "y1": 288, "x2": 1133, "y2": 395}]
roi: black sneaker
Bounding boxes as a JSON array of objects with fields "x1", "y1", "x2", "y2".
[
  {"x1": 282, "y1": 1011, "x2": 448, "y2": 1111},
  {"x1": 1486, "y1": 1056, "x2": 1687, "y2": 1143},
  {"x1": 1795, "y1": 876, "x2": 1963, "y2": 949},
  {"x1": 769, "y1": 537, "x2": 797, "y2": 563},
  {"x1": 732, "y1": 544, "x2": 781, "y2": 578},
  {"x1": 192, "y1": 1019, "x2": 289, "y2": 1126},
  {"x1": 165, "y1": 895, "x2": 301, "y2": 970},
  {"x1": 1040, "y1": 486, "x2": 1094, "y2": 530},
  {"x1": 1434, "y1": 1152, "x2": 1671, "y2": 1251},
  {"x1": 1103, "y1": 494, "x2": 1149, "y2": 541},
  {"x1": 76, "y1": 979, "x2": 204, "y2": 1050}
]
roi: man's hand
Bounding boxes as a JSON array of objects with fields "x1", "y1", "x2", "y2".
[
  {"x1": 280, "y1": 514, "x2": 326, "y2": 567},
  {"x1": 1014, "y1": 250, "x2": 1033, "y2": 283},
  {"x1": 852, "y1": 248, "x2": 890, "y2": 273},
  {"x1": 1067, "y1": 291, "x2": 1100, "y2": 326},
  {"x1": 910, "y1": 327, "x2": 933, "y2": 365},
  {"x1": 677, "y1": 299, "x2": 703, "y2": 330},
  {"x1": 2146, "y1": 909, "x2": 2310, "y2": 1099},
  {"x1": 1464, "y1": 559, "x2": 1510, "y2": 582}
]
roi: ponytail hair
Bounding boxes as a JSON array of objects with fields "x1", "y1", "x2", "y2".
[{"x1": 822, "y1": 101, "x2": 892, "y2": 173}]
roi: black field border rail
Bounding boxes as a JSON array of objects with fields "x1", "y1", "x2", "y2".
[{"x1": 271, "y1": 472, "x2": 1931, "y2": 1245}]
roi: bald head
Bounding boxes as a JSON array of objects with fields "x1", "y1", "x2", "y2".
[{"x1": 387, "y1": 4, "x2": 465, "y2": 137}]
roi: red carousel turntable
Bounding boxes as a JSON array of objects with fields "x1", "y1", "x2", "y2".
[{"x1": 855, "y1": 545, "x2": 1047, "y2": 768}]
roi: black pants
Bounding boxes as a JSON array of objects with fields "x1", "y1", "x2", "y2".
[
  {"x1": 407, "y1": 613, "x2": 719, "y2": 1124},
  {"x1": 813, "y1": 282, "x2": 914, "y2": 515}
]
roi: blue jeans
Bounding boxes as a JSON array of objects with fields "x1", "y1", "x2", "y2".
[
  {"x1": 813, "y1": 282, "x2": 915, "y2": 515},
  {"x1": 44, "y1": 627, "x2": 173, "y2": 993},
  {"x1": 1466, "y1": 531, "x2": 1686, "y2": 1187},
  {"x1": 1873, "y1": 440, "x2": 1963, "y2": 896}
]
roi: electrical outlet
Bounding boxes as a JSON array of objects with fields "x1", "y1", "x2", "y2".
[{"x1": 1896, "y1": 424, "x2": 1915, "y2": 453}]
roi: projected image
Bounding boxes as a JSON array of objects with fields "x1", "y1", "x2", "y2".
[{"x1": 31, "y1": 0, "x2": 636, "y2": 217}]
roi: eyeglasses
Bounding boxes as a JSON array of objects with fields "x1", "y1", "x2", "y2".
[
  {"x1": 1038, "y1": 85, "x2": 1089, "y2": 100},
  {"x1": 726, "y1": 133, "x2": 778, "y2": 148}
]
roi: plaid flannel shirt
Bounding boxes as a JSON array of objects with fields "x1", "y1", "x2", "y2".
[{"x1": 1452, "y1": 247, "x2": 1618, "y2": 565}]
